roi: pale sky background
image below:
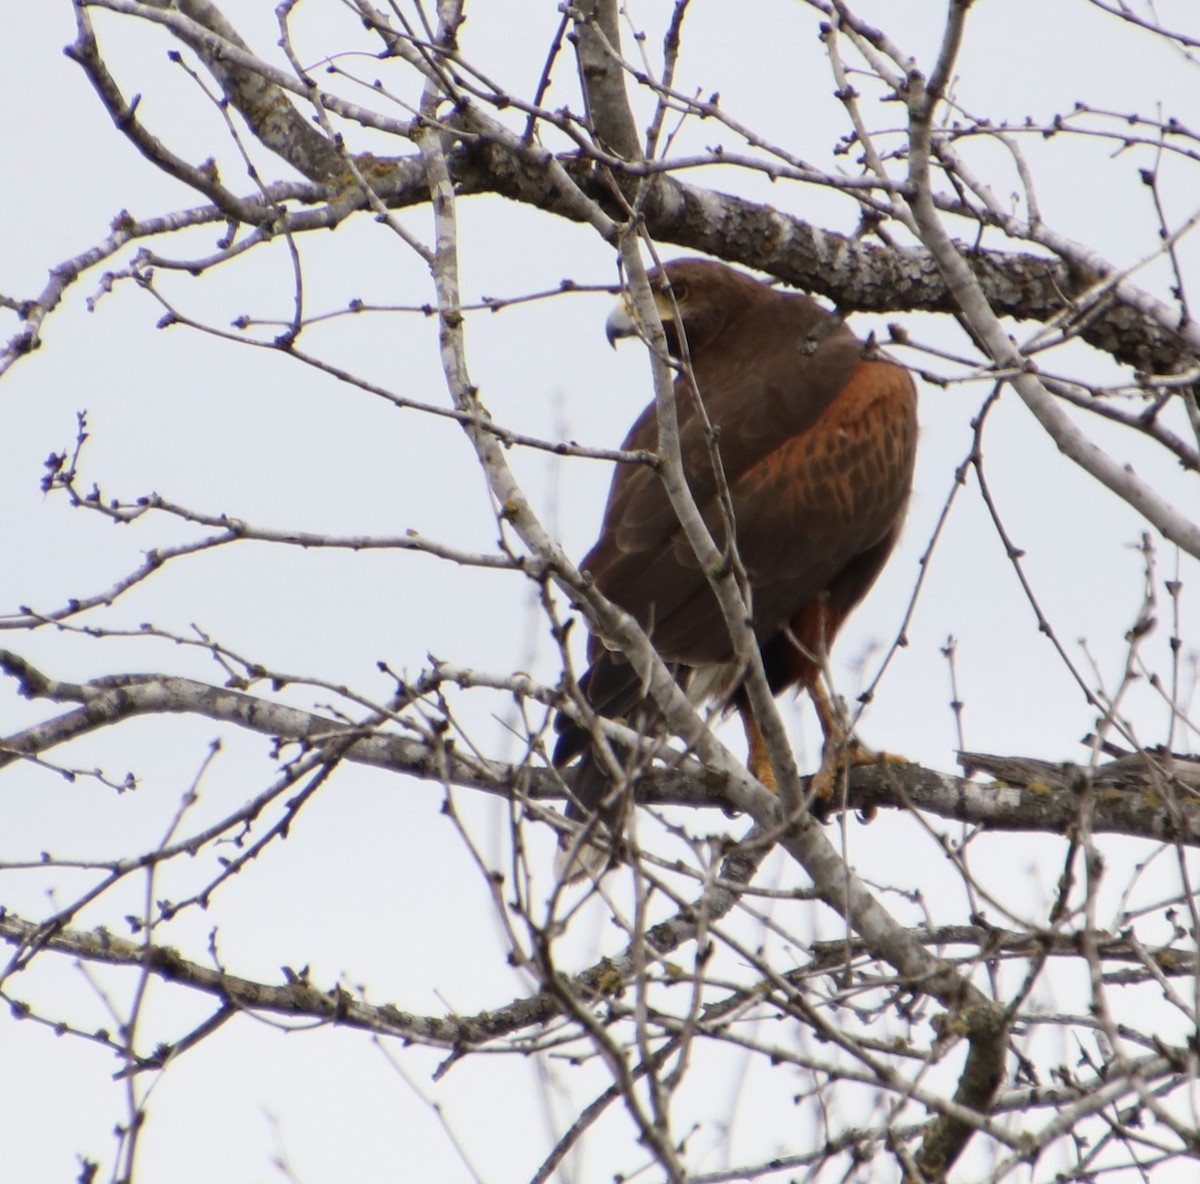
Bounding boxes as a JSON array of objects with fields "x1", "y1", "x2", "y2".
[{"x1": 2, "y1": 3, "x2": 1199, "y2": 1182}]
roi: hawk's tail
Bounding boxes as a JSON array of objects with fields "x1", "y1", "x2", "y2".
[{"x1": 552, "y1": 653, "x2": 647, "y2": 882}]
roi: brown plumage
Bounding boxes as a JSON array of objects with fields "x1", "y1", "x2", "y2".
[{"x1": 554, "y1": 258, "x2": 918, "y2": 871}]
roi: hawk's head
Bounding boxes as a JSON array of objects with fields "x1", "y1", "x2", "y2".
[{"x1": 605, "y1": 258, "x2": 758, "y2": 357}]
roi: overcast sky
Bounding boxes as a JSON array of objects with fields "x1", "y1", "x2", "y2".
[{"x1": 2, "y1": 4, "x2": 1199, "y2": 1182}]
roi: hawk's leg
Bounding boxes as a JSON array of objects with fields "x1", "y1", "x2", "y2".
[
  {"x1": 809, "y1": 682, "x2": 906, "y2": 818},
  {"x1": 739, "y1": 688, "x2": 905, "y2": 820},
  {"x1": 740, "y1": 696, "x2": 869, "y2": 822},
  {"x1": 741, "y1": 708, "x2": 778, "y2": 793}
]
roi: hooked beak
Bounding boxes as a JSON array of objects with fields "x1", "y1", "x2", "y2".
[{"x1": 605, "y1": 296, "x2": 636, "y2": 348}]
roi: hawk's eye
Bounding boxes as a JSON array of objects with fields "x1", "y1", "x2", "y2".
[{"x1": 667, "y1": 281, "x2": 689, "y2": 303}]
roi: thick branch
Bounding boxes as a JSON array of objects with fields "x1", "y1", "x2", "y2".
[
  {"x1": 413, "y1": 143, "x2": 1193, "y2": 374},
  {"x1": 0, "y1": 908, "x2": 488, "y2": 1044},
  {"x1": 68, "y1": 0, "x2": 1195, "y2": 376},
  {"x1": 571, "y1": 0, "x2": 642, "y2": 162},
  {"x1": 0, "y1": 821, "x2": 771, "y2": 1050},
  {"x1": 84, "y1": 0, "x2": 351, "y2": 180},
  {"x1": 4, "y1": 653, "x2": 1199, "y2": 847}
]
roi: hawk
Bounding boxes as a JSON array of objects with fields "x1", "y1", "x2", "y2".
[{"x1": 554, "y1": 258, "x2": 918, "y2": 872}]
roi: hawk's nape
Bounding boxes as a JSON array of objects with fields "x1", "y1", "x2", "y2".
[{"x1": 553, "y1": 258, "x2": 918, "y2": 879}]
